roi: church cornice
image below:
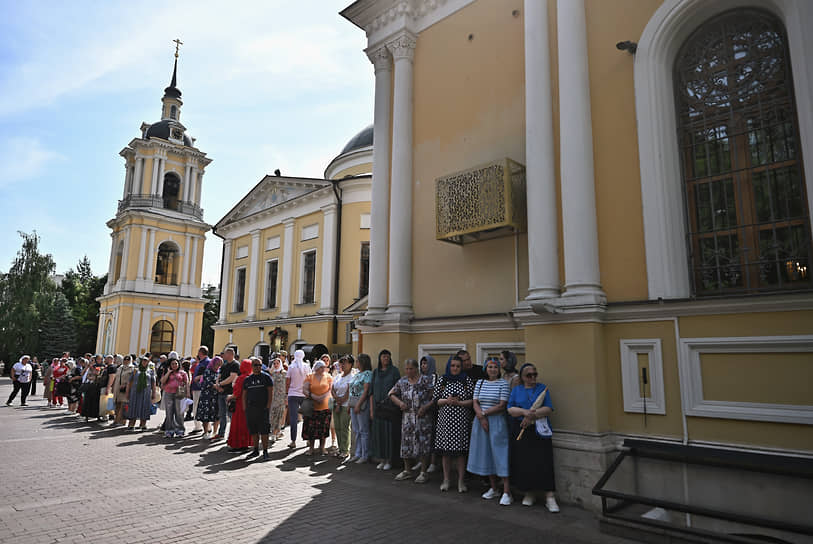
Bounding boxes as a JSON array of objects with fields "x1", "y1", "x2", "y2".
[
  {"x1": 121, "y1": 138, "x2": 212, "y2": 165},
  {"x1": 108, "y1": 208, "x2": 211, "y2": 232}
]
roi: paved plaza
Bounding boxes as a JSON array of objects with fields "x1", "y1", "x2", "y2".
[{"x1": 0, "y1": 378, "x2": 636, "y2": 544}]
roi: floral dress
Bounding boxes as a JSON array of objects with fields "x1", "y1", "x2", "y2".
[
  {"x1": 195, "y1": 366, "x2": 219, "y2": 423},
  {"x1": 269, "y1": 369, "x2": 286, "y2": 434},
  {"x1": 433, "y1": 375, "x2": 475, "y2": 456},
  {"x1": 390, "y1": 375, "x2": 434, "y2": 458}
]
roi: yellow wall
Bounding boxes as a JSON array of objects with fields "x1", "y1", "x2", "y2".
[
  {"x1": 337, "y1": 201, "x2": 371, "y2": 311},
  {"x1": 331, "y1": 162, "x2": 372, "y2": 179},
  {"x1": 291, "y1": 211, "x2": 323, "y2": 315},
  {"x1": 411, "y1": 0, "x2": 526, "y2": 317}
]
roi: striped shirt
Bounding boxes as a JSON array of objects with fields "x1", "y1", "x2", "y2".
[{"x1": 473, "y1": 379, "x2": 510, "y2": 410}]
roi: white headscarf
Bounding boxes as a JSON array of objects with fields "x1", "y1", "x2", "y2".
[{"x1": 293, "y1": 349, "x2": 305, "y2": 366}]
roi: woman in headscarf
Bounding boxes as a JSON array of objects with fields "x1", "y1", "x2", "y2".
[
  {"x1": 469, "y1": 358, "x2": 512, "y2": 505},
  {"x1": 321, "y1": 354, "x2": 339, "y2": 453},
  {"x1": 285, "y1": 349, "x2": 311, "y2": 449},
  {"x1": 227, "y1": 359, "x2": 254, "y2": 452},
  {"x1": 500, "y1": 350, "x2": 520, "y2": 390},
  {"x1": 302, "y1": 360, "x2": 333, "y2": 456},
  {"x1": 419, "y1": 355, "x2": 439, "y2": 473},
  {"x1": 389, "y1": 358, "x2": 435, "y2": 483},
  {"x1": 507, "y1": 363, "x2": 559, "y2": 512},
  {"x1": 111, "y1": 355, "x2": 136, "y2": 425},
  {"x1": 52, "y1": 358, "x2": 69, "y2": 407},
  {"x1": 43, "y1": 358, "x2": 55, "y2": 407},
  {"x1": 67, "y1": 359, "x2": 84, "y2": 414},
  {"x1": 125, "y1": 356, "x2": 157, "y2": 431},
  {"x1": 196, "y1": 356, "x2": 221, "y2": 439},
  {"x1": 268, "y1": 357, "x2": 287, "y2": 441},
  {"x1": 370, "y1": 349, "x2": 401, "y2": 471},
  {"x1": 433, "y1": 355, "x2": 475, "y2": 493},
  {"x1": 80, "y1": 359, "x2": 103, "y2": 421}
]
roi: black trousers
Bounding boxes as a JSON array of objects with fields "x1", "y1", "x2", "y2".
[
  {"x1": 30, "y1": 376, "x2": 38, "y2": 395},
  {"x1": 7, "y1": 381, "x2": 31, "y2": 405}
]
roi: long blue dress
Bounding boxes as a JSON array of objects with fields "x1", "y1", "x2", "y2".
[
  {"x1": 195, "y1": 367, "x2": 219, "y2": 422},
  {"x1": 127, "y1": 368, "x2": 155, "y2": 420}
]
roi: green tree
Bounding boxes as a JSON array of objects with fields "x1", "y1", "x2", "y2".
[
  {"x1": 0, "y1": 232, "x2": 57, "y2": 366},
  {"x1": 60, "y1": 256, "x2": 105, "y2": 355},
  {"x1": 39, "y1": 292, "x2": 77, "y2": 357},
  {"x1": 200, "y1": 284, "x2": 219, "y2": 353}
]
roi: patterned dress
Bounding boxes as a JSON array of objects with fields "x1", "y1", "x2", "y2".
[
  {"x1": 390, "y1": 375, "x2": 434, "y2": 458},
  {"x1": 433, "y1": 375, "x2": 475, "y2": 456},
  {"x1": 269, "y1": 369, "x2": 287, "y2": 434},
  {"x1": 127, "y1": 368, "x2": 155, "y2": 420},
  {"x1": 195, "y1": 366, "x2": 219, "y2": 423}
]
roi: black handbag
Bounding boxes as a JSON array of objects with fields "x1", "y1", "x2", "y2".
[{"x1": 375, "y1": 399, "x2": 401, "y2": 420}]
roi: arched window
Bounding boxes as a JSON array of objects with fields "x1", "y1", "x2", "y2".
[
  {"x1": 170, "y1": 105, "x2": 177, "y2": 120},
  {"x1": 103, "y1": 320, "x2": 113, "y2": 354},
  {"x1": 155, "y1": 241, "x2": 180, "y2": 285},
  {"x1": 675, "y1": 9, "x2": 811, "y2": 295},
  {"x1": 149, "y1": 320, "x2": 174, "y2": 355},
  {"x1": 162, "y1": 172, "x2": 181, "y2": 211}
]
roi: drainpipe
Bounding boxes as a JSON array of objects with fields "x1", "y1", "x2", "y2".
[{"x1": 331, "y1": 180, "x2": 343, "y2": 346}]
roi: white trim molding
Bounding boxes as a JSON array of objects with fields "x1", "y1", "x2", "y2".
[
  {"x1": 417, "y1": 343, "x2": 466, "y2": 365},
  {"x1": 678, "y1": 335, "x2": 813, "y2": 425},
  {"x1": 475, "y1": 342, "x2": 526, "y2": 368},
  {"x1": 620, "y1": 339, "x2": 666, "y2": 415},
  {"x1": 635, "y1": 0, "x2": 813, "y2": 300}
]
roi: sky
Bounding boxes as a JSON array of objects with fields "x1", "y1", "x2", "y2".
[{"x1": 0, "y1": 0, "x2": 373, "y2": 287}]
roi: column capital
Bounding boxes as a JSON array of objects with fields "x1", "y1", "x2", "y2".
[
  {"x1": 223, "y1": 238, "x2": 233, "y2": 249},
  {"x1": 366, "y1": 45, "x2": 392, "y2": 72},
  {"x1": 320, "y1": 202, "x2": 338, "y2": 214},
  {"x1": 386, "y1": 31, "x2": 416, "y2": 61},
  {"x1": 250, "y1": 229, "x2": 262, "y2": 237},
  {"x1": 282, "y1": 217, "x2": 296, "y2": 227}
]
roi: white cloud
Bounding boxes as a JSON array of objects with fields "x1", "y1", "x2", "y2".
[{"x1": 0, "y1": 137, "x2": 64, "y2": 187}]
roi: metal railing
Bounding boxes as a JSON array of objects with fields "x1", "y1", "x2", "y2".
[{"x1": 118, "y1": 194, "x2": 204, "y2": 219}]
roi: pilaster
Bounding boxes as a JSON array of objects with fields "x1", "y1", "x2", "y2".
[
  {"x1": 278, "y1": 218, "x2": 296, "y2": 319},
  {"x1": 318, "y1": 203, "x2": 338, "y2": 314},
  {"x1": 247, "y1": 229, "x2": 261, "y2": 320},
  {"x1": 219, "y1": 240, "x2": 233, "y2": 322}
]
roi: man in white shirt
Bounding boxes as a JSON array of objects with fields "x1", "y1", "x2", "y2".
[
  {"x1": 285, "y1": 349, "x2": 311, "y2": 449},
  {"x1": 6, "y1": 355, "x2": 33, "y2": 407}
]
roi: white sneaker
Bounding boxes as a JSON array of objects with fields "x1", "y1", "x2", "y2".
[
  {"x1": 500, "y1": 493, "x2": 513, "y2": 506},
  {"x1": 376, "y1": 462, "x2": 385, "y2": 470},
  {"x1": 426, "y1": 463, "x2": 437, "y2": 473},
  {"x1": 522, "y1": 493, "x2": 535, "y2": 506},
  {"x1": 481, "y1": 488, "x2": 499, "y2": 500},
  {"x1": 382, "y1": 462, "x2": 392, "y2": 471},
  {"x1": 412, "y1": 461, "x2": 423, "y2": 472},
  {"x1": 347, "y1": 456, "x2": 359, "y2": 463},
  {"x1": 355, "y1": 457, "x2": 368, "y2": 464},
  {"x1": 545, "y1": 497, "x2": 560, "y2": 513}
]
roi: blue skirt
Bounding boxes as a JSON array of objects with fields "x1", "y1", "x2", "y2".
[
  {"x1": 467, "y1": 413, "x2": 510, "y2": 477},
  {"x1": 128, "y1": 387, "x2": 152, "y2": 420}
]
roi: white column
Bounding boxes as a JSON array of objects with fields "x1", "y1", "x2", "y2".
[
  {"x1": 145, "y1": 229, "x2": 156, "y2": 283},
  {"x1": 111, "y1": 309, "x2": 118, "y2": 356},
  {"x1": 278, "y1": 218, "x2": 296, "y2": 318},
  {"x1": 190, "y1": 236, "x2": 200, "y2": 287},
  {"x1": 524, "y1": 0, "x2": 560, "y2": 301},
  {"x1": 119, "y1": 227, "x2": 131, "y2": 287},
  {"x1": 386, "y1": 32, "x2": 416, "y2": 318},
  {"x1": 318, "y1": 203, "x2": 338, "y2": 314},
  {"x1": 247, "y1": 230, "x2": 261, "y2": 320},
  {"x1": 129, "y1": 307, "x2": 142, "y2": 354},
  {"x1": 133, "y1": 157, "x2": 144, "y2": 195},
  {"x1": 184, "y1": 311, "x2": 195, "y2": 357},
  {"x1": 150, "y1": 156, "x2": 160, "y2": 196},
  {"x1": 157, "y1": 157, "x2": 166, "y2": 196},
  {"x1": 122, "y1": 164, "x2": 132, "y2": 199},
  {"x1": 182, "y1": 235, "x2": 191, "y2": 285},
  {"x1": 140, "y1": 309, "x2": 152, "y2": 354},
  {"x1": 137, "y1": 228, "x2": 148, "y2": 279},
  {"x1": 218, "y1": 240, "x2": 233, "y2": 322},
  {"x1": 364, "y1": 45, "x2": 392, "y2": 318},
  {"x1": 105, "y1": 234, "x2": 117, "y2": 294},
  {"x1": 176, "y1": 311, "x2": 186, "y2": 355},
  {"x1": 194, "y1": 170, "x2": 202, "y2": 204},
  {"x1": 95, "y1": 312, "x2": 106, "y2": 353},
  {"x1": 183, "y1": 164, "x2": 192, "y2": 202},
  {"x1": 558, "y1": 0, "x2": 604, "y2": 300}
]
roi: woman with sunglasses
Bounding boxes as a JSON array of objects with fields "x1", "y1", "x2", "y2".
[{"x1": 506, "y1": 363, "x2": 560, "y2": 512}]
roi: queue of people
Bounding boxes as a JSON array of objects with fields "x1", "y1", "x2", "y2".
[{"x1": 8, "y1": 345, "x2": 560, "y2": 512}]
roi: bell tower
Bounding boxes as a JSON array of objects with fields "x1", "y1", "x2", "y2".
[{"x1": 96, "y1": 41, "x2": 212, "y2": 357}]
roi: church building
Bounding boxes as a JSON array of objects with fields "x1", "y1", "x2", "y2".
[
  {"x1": 338, "y1": 0, "x2": 812, "y2": 540},
  {"x1": 96, "y1": 49, "x2": 211, "y2": 357}
]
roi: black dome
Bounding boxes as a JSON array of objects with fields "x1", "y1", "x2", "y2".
[
  {"x1": 145, "y1": 120, "x2": 193, "y2": 147},
  {"x1": 340, "y1": 125, "x2": 373, "y2": 155}
]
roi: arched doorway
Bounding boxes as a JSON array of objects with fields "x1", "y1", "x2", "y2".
[
  {"x1": 149, "y1": 320, "x2": 174, "y2": 355},
  {"x1": 162, "y1": 172, "x2": 181, "y2": 210},
  {"x1": 155, "y1": 241, "x2": 180, "y2": 285}
]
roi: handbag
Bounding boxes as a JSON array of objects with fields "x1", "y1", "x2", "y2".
[
  {"x1": 151, "y1": 389, "x2": 162, "y2": 404},
  {"x1": 177, "y1": 382, "x2": 188, "y2": 398},
  {"x1": 227, "y1": 398, "x2": 236, "y2": 413},
  {"x1": 106, "y1": 395, "x2": 115, "y2": 411},
  {"x1": 375, "y1": 399, "x2": 401, "y2": 420},
  {"x1": 298, "y1": 397, "x2": 314, "y2": 418}
]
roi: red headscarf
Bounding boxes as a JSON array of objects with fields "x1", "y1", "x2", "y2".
[{"x1": 233, "y1": 359, "x2": 253, "y2": 399}]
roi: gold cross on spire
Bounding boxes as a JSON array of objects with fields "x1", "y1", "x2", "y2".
[{"x1": 173, "y1": 38, "x2": 183, "y2": 58}]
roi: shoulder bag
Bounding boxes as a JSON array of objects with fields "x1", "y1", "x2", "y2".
[{"x1": 298, "y1": 397, "x2": 314, "y2": 418}]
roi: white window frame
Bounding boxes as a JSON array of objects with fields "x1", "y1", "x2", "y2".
[
  {"x1": 678, "y1": 335, "x2": 813, "y2": 425},
  {"x1": 417, "y1": 344, "x2": 467, "y2": 367},
  {"x1": 475, "y1": 342, "x2": 525, "y2": 368},
  {"x1": 266, "y1": 235, "x2": 281, "y2": 251},
  {"x1": 264, "y1": 258, "x2": 279, "y2": 309},
  {"x1": 620, "y1": 339, "x2": 666, "y2": 415},
  {"x1": 235, "y1": 245, "x2": 249, "y2": 259},
  {"x1": 233, "y1": 266, "x2": 247, "y2": 313},
  {"x1": 301, "y1": 224, "x2": 319, "y2": 241},
  {"x1": 634, "y1": 0, "x2": 813, "y2": 299},
  {"x1": 299, "y1": 249, "x2": 317, "y2": 304}
]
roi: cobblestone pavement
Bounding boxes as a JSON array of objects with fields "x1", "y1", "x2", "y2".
[{"x1": 0, "y1": 378, "x2": 636, "y2": 544}]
